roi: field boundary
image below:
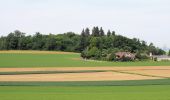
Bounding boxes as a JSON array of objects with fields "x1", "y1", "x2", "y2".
[
  {"x1": 111, "y1": 70, "x2": 170, "y2": 79},
  {"x1": 0, "y1": 70, "x2": 107, "y2": 75},
  {"x1": 0, "y1": 79, "x2": 170, "y2": 86}
]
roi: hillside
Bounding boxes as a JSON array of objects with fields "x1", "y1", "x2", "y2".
[{"x1": 0, "y1": 27, "x2": 165, "y2": 61}]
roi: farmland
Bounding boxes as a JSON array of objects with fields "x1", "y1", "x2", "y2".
[
  {"x1": 1, "y1": 85, "x2": 170, "y2": 100},
  {"x1": 0, "y1": 51, "x2": 170, "y2": 100},
  {"x1": 0, "y1": 50, "x2": 170, "y2": 68}
]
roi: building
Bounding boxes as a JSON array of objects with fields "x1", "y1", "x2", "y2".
[
  {"x1": 152, "y1": 55, "x2": 170, "y2": 61},
  {"x1": 115, "y1": 52, "x2": 136, "y2": 60}
]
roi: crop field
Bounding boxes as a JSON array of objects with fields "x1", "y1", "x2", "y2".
[
  {"x1": 1, "y1": 50, "x2": 170, "y2": 68},
  {"x1": 0, "y1": 50, "x2": 170, "y2": 100},
  {"x1": 1, "y1": 85, "x2": 170, "y2": 100}
]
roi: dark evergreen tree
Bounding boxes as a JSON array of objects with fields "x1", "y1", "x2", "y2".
[
  {"x1": 79, "y1": 29, "x2": 89, "y2": 51},
  {"x1": 92, "y1": 27, "x2": 100, "y2": 37},
  {"x1": 99, "y1": 27, "x2": 105, "y2": 36},
  {"x1": 85, "y1": 28, "x2": 90, "y2": 36},
  {"x1": 81, "y1": 29, "x2": 86, "y2": 37},
  {"x1": 112, "y1": 31, "x2": 115, "y2": 36},
  {"x1": 107, "y1": 30, "x2": 111, "y2": 36}
]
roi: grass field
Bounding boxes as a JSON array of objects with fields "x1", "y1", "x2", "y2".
[
  {"x1": 0, "y1": 51, "x2": 170, "y2": 67},
  {"x1": 0, "y1": 51, "x2": 170, "y2": 100},
  {"x1": 1, "y1": 85, "x2": 170, "y2": 100}
]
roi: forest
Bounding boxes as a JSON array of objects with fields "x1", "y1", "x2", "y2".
[{"x1": 0, "y1": 27, "x2": 165, "y2": 61}]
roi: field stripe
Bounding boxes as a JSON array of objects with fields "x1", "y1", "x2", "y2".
[
  {"x1": 0, "y1": 70, "x2": 107, "y2": 75},
  {"x1": 0, "y1": 79, "x2": 170, "y2": 86},
  {"x1": 110, "y1": 70, "x2": 170, "y2": 79}
]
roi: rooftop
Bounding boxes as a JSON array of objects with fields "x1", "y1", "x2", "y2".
[{"x1": 153, "y1": 55, "x2": 170, "y2": 58}]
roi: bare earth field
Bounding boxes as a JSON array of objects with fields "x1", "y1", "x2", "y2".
[
  {"x1": 0, "y1": 66, "x2": 170, "y2": 82},
  {"x1": 0, "y1": 72, "x2": 160, "y2": 82}
]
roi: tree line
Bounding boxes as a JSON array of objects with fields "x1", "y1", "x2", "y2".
[{"x1": 0, "y1": 27, "x2": 166, "y2": 61}]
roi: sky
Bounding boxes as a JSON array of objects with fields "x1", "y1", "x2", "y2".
[{"x1": 0, "y1": 0, "x2": 170, "y2": 49}]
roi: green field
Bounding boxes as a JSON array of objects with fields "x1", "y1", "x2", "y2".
[
  {"x1": 0, "y1": 53, "x2": 170, "y2": 68},
  {"x1": 1, "y1": 85, "x2": 170, "y2": 100},
  {"x1": 1, "y1": 51, "x2": 170, "y2": 100}
]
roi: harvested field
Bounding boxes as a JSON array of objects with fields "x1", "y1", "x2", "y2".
[
  {"x1": 0, "y1": 66, "x2": 169, "y2": 82},
  {"x1": 0, "y1": 71, "x2": 161, "y2": 82}
]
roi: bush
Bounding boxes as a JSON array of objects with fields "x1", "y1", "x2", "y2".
[
  {"x1": 81, "y1": 47, "x2": 101, "y2": 60},
  {"x1": 136, "y1": 52, "x2": 149, "y2": 61},
  {"x1": 120, "y1": 56, "x2": 133, "y2": 62},
  {"x1": 106, "y1": 52, "x2": 116, "y2": 61}
]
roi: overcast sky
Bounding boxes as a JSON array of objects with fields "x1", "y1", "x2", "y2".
[{"x1": 0, "y1": 0, "x2": 170, "y2": 48}]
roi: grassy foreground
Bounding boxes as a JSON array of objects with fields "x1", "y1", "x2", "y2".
[
  {"x1": 0, "y1": 52, "x2": 170, "y2": 67},
  {"x1": 1, "y1": 85, "x2": 170, "y2": 100}
]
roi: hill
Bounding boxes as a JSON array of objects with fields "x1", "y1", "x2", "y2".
[{"x1": 0, "y1": 27, "x2": 165, "y2": 61}]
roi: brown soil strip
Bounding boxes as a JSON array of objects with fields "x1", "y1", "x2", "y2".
[
  {"x1": 0, "y1": 66, "x2": 169, "y2": 82},
  {"x1": 0, "y1": 66, "x2": 170, "y2": 72},
  {"x1": 0, "y1": 72, "x2": 161, "y2": 82}
]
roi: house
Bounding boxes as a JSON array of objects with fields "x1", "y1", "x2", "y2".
[
  {"x1": 115, "y1": 52, "x2": 136, "y2": 60},
  {"x1": 152, "y1": 55, "x2": 170, "y2": 61}
]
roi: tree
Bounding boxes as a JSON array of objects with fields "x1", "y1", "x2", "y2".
[
  {"x1": 107, "y1": 52, "x2": 116, "y2": 61},
  {"x1": 32, "y1": 32, "x2": 45, "y2": 50},
  {"x1": 99, "y1": 27, "x2": 105, "y2": 36},
  {"x1": 0, "y1": 37, "x2": 7, "y2": 50},
  {"x1": 107, "y1": 30, "x2": 111, "y2": 36},
  {"x1": 0, "y1": 26, "x2": 165, "y2": 62},
  {"x1": 81, "y1": 47, "x2": 89, "y2": 59},
  {"x1": 89, "y1": 37, "x2": 103, "y2": 49},
  {"x1": 45, "y1": 34, "x2": 57, "y2": 50},
  {"x1": 18, "y1": 36, "x2": 28, "y2": 50},
  {"x1": 88, "y1": 47, "x2": 101, "y2": 59},
  {"x1": 92, "y1": 27, "x2": 99, "y2": 37},
  {"x1": 136, "y1": 52, "x2": 149, "y2": 61},
  {"x1": 79, "y1": 29, "x2": 89, "y2": 51},
  {"x1": 81, "y1": 29, "x2": 86, "y2": 37},
  {"x1": 168, "y1": 50, "x2": 170, "y2": 56},
  {"x1": 6, "y1": 33, "x2": 18, "y2": 50},
  {"x1": 112, "y1": 31, "x2": 115, "y2": 36},
  {"x1": 85, "y1": 28, "x2": 90, "y2": 36}
]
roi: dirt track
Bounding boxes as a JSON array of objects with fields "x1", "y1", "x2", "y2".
[{"x1": 0, "y1": 66, "x2": 169, "y2": 82}]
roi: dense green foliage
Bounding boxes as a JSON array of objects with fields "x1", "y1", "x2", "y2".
[
  {"x1": 0, "y1": 31, "x2": 81, "y2": 52},
  {"x1": 0, "y1": 27, "x2": 165, "y2": 61},
  {"x1": 80, "y1": 27, "x2": 165, "y2": 61},
  {"x1": 0, "y1": 53, "x2": 170, "y2": 68},
  {"x1": 0, "y1": 85, "x2": 170, "y2": 100}
]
